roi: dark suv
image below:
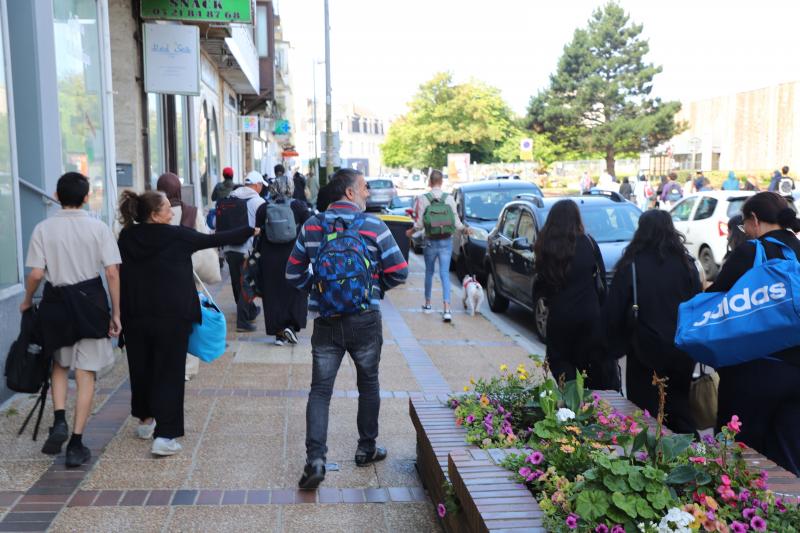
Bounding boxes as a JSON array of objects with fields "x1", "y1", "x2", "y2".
[
  {"x1": 485, "y1": 191, "x2": 642, "y2": 341},
  {"x1": 450, "y1": 180, "x2": 543, "y2": 281}
]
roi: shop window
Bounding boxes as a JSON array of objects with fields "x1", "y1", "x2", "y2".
[
  {"x1": 147, "y1": 93, "x2": 164, "y2": 188},
  {"x1": 351, "y1": 116, "x2": 359, "y2": 133},
  {"x1": 175, "y1": 96, "x2": 189, "y2": 183},
  {"x1": 0, "y1": 16, "x2": 18, "y2": 288},
  {"x1": 53, "y1": 0, "x2": 107, "y2": 219},
  {"x1": 256, "y1": 4, "x2": 268, "y2": 57}
]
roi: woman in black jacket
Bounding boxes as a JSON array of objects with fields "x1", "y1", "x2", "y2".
[
  {"x1": 533, "y1": 200, "x2": 620, "y2": 391},
  {"x1": 117, "y1": 190, "x2": 256, "y2": 457},
  {"x1": 706, "y1": 192, "x2": 800, "y2": 475},
  {"x1": 605, "y1": 210, "x2": 702, "y2": 433}
]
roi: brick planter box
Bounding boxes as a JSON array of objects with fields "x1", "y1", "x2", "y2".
[{"x1": 411, "y1": 392, "x2": 800, "y2": 533}]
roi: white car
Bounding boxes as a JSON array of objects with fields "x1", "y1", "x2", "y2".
[{"x1": 669, "y1": 191, "x2": 756, "y2": 280}]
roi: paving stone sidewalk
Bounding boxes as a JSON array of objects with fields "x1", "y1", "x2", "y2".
[{"x1": 0, "y1": 254, "x2": 538, "y2": 532}]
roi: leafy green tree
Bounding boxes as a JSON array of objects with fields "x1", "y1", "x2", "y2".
[
  {"x1": 382, "y1": 73, "x2": 521, "y2": 169},
  {"x1": 527, "y1": 2, "x2": 685, "y2": 177}
]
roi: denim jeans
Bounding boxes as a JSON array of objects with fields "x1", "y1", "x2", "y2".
[
  {"x1": 423, "y1": 238, "x2": 453, "y2": 304},
  {"x1": 224, "y1": 251, "x2": 258, "y2": 327},
  {"x1": 306, "y1": 310, "x2": 383, "y2": 463}
]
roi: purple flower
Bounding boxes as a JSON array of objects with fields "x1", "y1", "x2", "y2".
[
  {"x1": 437, "y1": 503, "x2": 447, "y2": 518},
  {"x1": 450, "y1": 399, "x2": 459, "y2": 408},
  {"x1": 743, "y1": 508, "x2": 757, "y2": 520},
  {"x1": 739, "y1": 489, "x2": 751, "y2": 502},
  {"x1": 750, "y1": 516, "x2": 767, "y2": 531},
  {"x1": 730, "y1": 521, "x2": 748, "y2": 533},
  {"x1": 465, "y1": 414, "x2": 475, "y2": 424},
  {"x1": 595, "y1": 525, "x2": 609, "y2": 533},
  {"x1": 634, "y1": 451, "x2": 648, "y2": 462},
  {"x1": 565, "y1": 513, "x2": 579, "y2": 530},
  {"x1": 703, "y1": 434, "x2": 716, "y2": 445},
  {"x1": 527, "y1": 451, "x2": 544, "y2": 465},
  {"x1": 706, "y1": 510, "x2": 715, "y2": 521},
  {"x1": 527, "y1": 469, "x2": 543, "y2": 482},
  {"x1": 519, "y1": 466, "x2": 532, "y2": 479},
  {"x1": 498, "y1": 405, "x2": 505, "y2": 413},
  {"x1": 611, "y1": 525, "x2": 625, "y2": 533}
]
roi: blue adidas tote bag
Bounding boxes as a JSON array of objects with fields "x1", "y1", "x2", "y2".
[
  {"x1": 188, "y1": 273, "x2": 227, "y2": 363},
  {"x1": 675, "y1": 237, "x2": 800, "y2": 367}
]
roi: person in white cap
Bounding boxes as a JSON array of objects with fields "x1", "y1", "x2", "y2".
[{"x1": 223, "y1": 170, "x2": 266, "y2": 331}]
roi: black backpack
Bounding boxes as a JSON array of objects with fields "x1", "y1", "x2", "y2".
[
  {"x1": 215, "y1": 197, "x2": 249, "y2": 232},
  {"x1": 5, "y1": 308, "x2": 49, "y2": 393}
]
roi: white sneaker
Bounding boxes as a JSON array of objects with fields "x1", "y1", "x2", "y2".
[
  {"x1": 151, "y1": 437, "x2": 182, "y2": 456},
  {"x1": 136, "y1": 419, "x2": 156, "y2": 440},
  {"x1": 275, "y1": 336, "x2": 285, "y2": 346},
  {"x1": 442, "y1": 310, "x2": 452, "y2": 322},
  {"x1": 422, "y1": 304, "x2": 432, "y2": 314},
  {"x1": 283, "y1": 328, "x2": 298, "y2": 344}
]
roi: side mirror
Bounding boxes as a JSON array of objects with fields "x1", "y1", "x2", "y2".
[{"x1": 512, "y1": 237, "x2": 531, "y2": 250}]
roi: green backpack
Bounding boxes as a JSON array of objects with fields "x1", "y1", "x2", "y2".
[{"x1": 422, "y1": 192, "x2": 456, "y2": 238}]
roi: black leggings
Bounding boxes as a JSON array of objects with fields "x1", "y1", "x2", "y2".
[{"x1": 124, "y1": 318, "x2": 193, "y2": 439}]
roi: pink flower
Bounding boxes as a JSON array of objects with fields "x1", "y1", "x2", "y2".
[
  {"x1": 527, "y1": 469, "x2": 543, "y2": 481},
  {"x1": 721, "y1": 474, "x2": 731, "y2": 486},
  {"x1": 730, "y1": 521, "x2": 747, "y2": 533},
  {"x1": 727, "y1": 415, "x2": 742, "y2": 433},
  {"x1": 437, "y1": 503, "x2": 446, "y2": 518},
  {"x1": 628, "y1": 422, "x2": 642, "y2": 435},
  {"x1": 742, "y1": 508, "x2": 757, "y2": 520},
  {"x1": 643, "y1": 409, "x2": 651, "y2": 418},
  {"x1": 519, "y1": 466, "x2": 532, "y2": 479},
  {"x1": 611, "y1": 525, "x2": 625, "y2": 533},
  {"x1": 527, "y1": 451, "x2": 544, "y2": 465},
  {"x1": 565, "y1": 513, "x2": 579, "y2": 530},
  {"x1": 750, "y1": 516, "x2": 766, "y2": 531},
  {"x1": 465, "y1": 414, "x2": 475, "y2": 424},
  {"x1": 689, "y1": 456, "x2": 707, "y2": 464},
  {"x1": 598, "y1": 414, "x2": 609, "y2": 425},
  {"x1": 595, "y1": 525, "x2": 609, "y2": 533}
]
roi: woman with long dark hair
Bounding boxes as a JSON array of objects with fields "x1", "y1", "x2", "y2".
[
  {"x1": 706, "y1": 192, "x2": 800, "y2": 475},
  {"x1": 117, "y1": 191, "x2": 256, "y2": 456},
  {"x1": 606, "y1": 210, "x2": 702, "y2": 433},
  {"x1": 533, "y1": 200, "x2": 620, "y2": 390}
]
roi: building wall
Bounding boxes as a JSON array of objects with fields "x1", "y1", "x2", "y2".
[
  {"x1": 109, "y1": 0, "x2": 145, "y2": 191},
  {"x1": 672, "y1": 81, "x2": 800, "y2": 172}
]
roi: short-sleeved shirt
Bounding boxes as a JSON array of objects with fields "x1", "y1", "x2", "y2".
[{"x1": 26, "y1": 209, "x2": 121, "y2": 286}]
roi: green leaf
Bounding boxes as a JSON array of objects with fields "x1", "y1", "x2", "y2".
[
  {"x1": 609, "y1": 461, "x2": 629, "y2": 476},
  {"x1": 605, "y1": 505, "x2": 630, "y2": 525},
  {"x1": 665, "y1": 465, "x2": 696, "y2": 485},
  {"x1": 533, "y1": 420, "x2": 553, "y2": 439},
  {"x1": 631, "y1": 429, "x2": 648, "y2": 453},
  {"x1": 575, "y1": 490, "x2": 610, "y2": 521},
  {"x1": 583, "y1": 468, "x2": 598, "y2": 481},
  {"x1": 594, "y1": 454, "x2": 612, "y2": 470},
  {"x1": 695, "y1": 471, "x2": 712, "y2": 486},
  {"x1": 603, "y1": 474, "x2": 629, "y2": 493},
  {"x1": 635, "y1": 497, "x2": 657, "y2": 519},
  {"x1": 642, "y1": 467, "x2": 661, "y2": 481},
  {"x1": 611, "y1": 492, "x2": 638, "y2": 519},
  {"x1": 661, "y1": 434, "x2": 694, "y2": 462},
  {"x1": 646, "y1": 486, "x2": 673, "y2": 510},
  {"x1": 628, "y1": 470, "x2": 646, "y2": 492}
]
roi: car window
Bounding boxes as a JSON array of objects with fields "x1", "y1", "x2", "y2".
[
  {"x1": 499, "y1": 207, "x2": 520, "y2": 239},
  {"x1": 579, "y1": 205, "x2": 640, "y2": 243},
  {"x1": 368, "y1": 180, "x2": 393, "y2": 189},
  {"x1": 516, "y1": 211, "x2": 535, "y2": 243},
  {"x1": 671, "y1": 197, "x2": 697, "y2": 222},
  {"x1": 464, "y1": 187, "x2": 541, "y2": 221},
  {"x1": 726, "y1": 197, "x2": 747, "y2": 217},
  {"x1": 390, "y1": 196, "x2": 413, "y2": 208},
  {"x1": 693, "y1": 197, "x2": 718, "y2": 221}
]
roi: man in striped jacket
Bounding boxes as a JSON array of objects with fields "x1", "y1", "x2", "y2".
[{"x1": 286, "y1": 168, "x2": 408, "y2": 490}]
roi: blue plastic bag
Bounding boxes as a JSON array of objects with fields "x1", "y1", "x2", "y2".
[
  {"x1": 675, "y1": 237, "x2": 800, "y2": 367},
  {"x1": 188, "y1": 290, "x2": 227, "y2": 363}
]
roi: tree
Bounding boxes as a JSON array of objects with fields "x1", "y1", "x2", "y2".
[
  {"x1": 382, "y1": 73, "x2": 520, "y2": 169},
  {"x1": 526, "y1": 2, "x2": 685, "y2": 177}
]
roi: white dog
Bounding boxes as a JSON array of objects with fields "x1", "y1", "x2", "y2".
[{"x1": 462, "y1": 275, "x2": 484, "y2": 316}]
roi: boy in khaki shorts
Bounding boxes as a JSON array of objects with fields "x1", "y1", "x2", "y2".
[{"x1": 21, "y1": 172, "x2": 121, "y2": 467}]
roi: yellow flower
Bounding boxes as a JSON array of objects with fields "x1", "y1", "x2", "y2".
[
  {"x1": 560, "y1": 444, "x2": 575, "y2": 453},
  {"x1": 519, "y1": 374, "x2": 527, "y2": 381},
  {"x1": 564, "y1": 426, "x2": 581, "y2": 435},
  {"x1": 500, "y1": 364, "x2": 508, "y2": 372},
  {"x1": 479, "y1": 395, "x2": 490, "y2": 407},
  {"x1": 469, "y1": 377, "x2": 476, "y2": 385},
  {"x1": 590, "y1": 442, "x2": 606, "y2": 449},
  {"x1": 463, "y1": 386, "x2": 470, "y2": 392}
]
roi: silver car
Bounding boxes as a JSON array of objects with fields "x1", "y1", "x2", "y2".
[{"x1": 366, "y1": 177, "x2": 397, "y2": 211}]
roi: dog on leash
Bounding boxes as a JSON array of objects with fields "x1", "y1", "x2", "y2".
[{"x1": 462, "y1": 275, "x2": 484, "y2": 316}]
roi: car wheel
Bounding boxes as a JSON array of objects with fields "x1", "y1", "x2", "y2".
[
  {"x1": 486, "y1": 270, "x2": 509, "y2": 313},
  {"x1": 699, "y1": 246, "x2": 719, "y2": 281},
  {"x1": 534, "y1": 296, "x2": 548, "y2": 343}
]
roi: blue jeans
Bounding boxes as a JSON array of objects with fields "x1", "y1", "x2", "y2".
[
  {"x1": 306, "y1": 310, "x2": 383, "y2": 463},
  {"x1": 424, "y1": 238, "x2": 452, "y2": 304}
]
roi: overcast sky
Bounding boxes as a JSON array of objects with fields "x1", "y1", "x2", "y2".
[{"x1": 279, "y1": 0, "x2": 800, "y2": 118}]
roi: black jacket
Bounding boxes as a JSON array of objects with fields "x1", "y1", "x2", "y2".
[
  {"x1": 118, "y1": 224, "x2": 252, "y2": 324},
  {"x1": 708, "y1": 229, "x2": 800, "y2": 366},
  {"x1": 38, "y1": 277, "x2": 109, "y2": 356}
]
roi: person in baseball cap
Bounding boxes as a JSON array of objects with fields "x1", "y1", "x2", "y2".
[
  {"x1": 212, "y1": 167, "x2": 236, "y2": 201},
  {"x1": 243, "y1": 170, "x2": 268, "y2": 187}
]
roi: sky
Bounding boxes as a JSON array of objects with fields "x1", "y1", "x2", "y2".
[{"x1": 279, "y1": 0, "x2": 800, "y2": 119}]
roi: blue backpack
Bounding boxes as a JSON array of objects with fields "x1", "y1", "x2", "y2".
[
  {"x1": 313, "y1": 215, "x2": 375, "y2": 317},
  {"x1": 674, "y1": 237, "x2": 800, "y2": 367}
]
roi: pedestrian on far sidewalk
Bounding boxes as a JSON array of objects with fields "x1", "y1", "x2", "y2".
[
  {"x1": 659, "y1": 172, "x2": 683, "y2": 209},
  {"x1": 257, "y1": 178, "x2": 313, "y2": 346},
  {"x1": 22, "y1": 172, "x2": 122, "y2": 467},
  {"x1": 117, "y1": 190, "x2": 257, "y2": 457},
  {"x1": 533, "y1": 199, "x2": 620, "y2": 391},
  {"x1": 212, "y1": 167, "x2": 236, "y2": 202},
  {"x1": 222, "y1": 171, "x2": 266, "y2": 332},
  {"x1": 406, "y1": 170, "x2": 469, "y2": 322},
  {"x1": 293, "y1": 169, "x2": 309, "y2": 205},
  {"x1": 286, "y1": 168, "x2": 408, "y2": 490}
]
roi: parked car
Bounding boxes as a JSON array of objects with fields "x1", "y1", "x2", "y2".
[
  {"x1": 669, "y1": 191, "x2": 756, "y2": 281},
  {"x1": 450, "y1": 180, "x2": 544, "y2": 282},
  {"x1": 485, "y1": 190, "x2": 642, "y2": 341},
  {"x1": 383, "y1": 194, "x2": 415, "y2": 217},
  {"x1": 365, "y1": 177, "x2": 397, "y2": 211},
  {"x1": 402, "y1": 174, "x2": 427, "y2": 190}
]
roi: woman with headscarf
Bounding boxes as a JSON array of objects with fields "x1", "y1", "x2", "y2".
[
  {"x1": 256, "y1": 178, "x2": 313, "y2": 345},
  {"x1": 156, "y1": 173, "x2": 220, "y2": 380},
  {"x1": 722, "y1": 171, "x2": 740, "y2": 191}
]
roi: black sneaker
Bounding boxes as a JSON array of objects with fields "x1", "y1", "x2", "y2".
[
  {"x1": 298, "y1": 460, "x2": 326, "y2": 490},
  {"x1": 236, "y1": 322, "x2": 256, "y2": 332},
  {"x1": 248, "y1": 306, "x2": 262, "y2": 323},
  {"x1": 41, "y1": 420, "x2": 69, "y2": 455},
  {"x1": 355, "y1": 446, "x2": 387, "y2": 467},
  {"x1": 65, "y1": 445, "x2": 91, "y2": 468}
]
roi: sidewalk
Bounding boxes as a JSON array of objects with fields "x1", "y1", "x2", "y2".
[{"x1": 0, "y1": 253, "x2": 536, "y2": 532}]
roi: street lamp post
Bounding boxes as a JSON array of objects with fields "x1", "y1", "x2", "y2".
[{"x1": 324, "y1": 0, "x2": 333, "y2": 178}]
